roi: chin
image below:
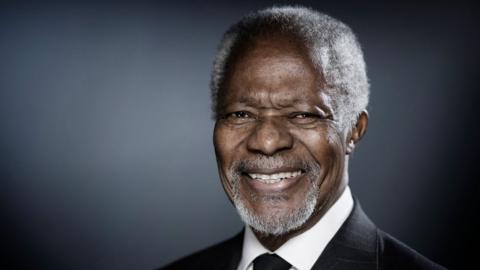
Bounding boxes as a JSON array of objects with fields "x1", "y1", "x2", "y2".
[
  {"x1": 222, "y1": 154, "x2": 326, "y2": 235},
  {"x1": 232, "y1": 183, "x2": 319, "y2": 236}
]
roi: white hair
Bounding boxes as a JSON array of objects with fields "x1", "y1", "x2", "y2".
[{"x1": 210, "y1": 5, "x2": 370, "y2": 130}]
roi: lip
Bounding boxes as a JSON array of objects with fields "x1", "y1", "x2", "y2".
[
  {"x1": 243, "y1": 167, "x2": 304, "y2": 175},
  {"x1": 242, "y1": 171, "x2": 304, "y2": 193}
]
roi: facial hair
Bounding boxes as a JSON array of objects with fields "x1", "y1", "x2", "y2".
[{"x1": 227, "y1": 155, "x2": 321, "y2": 236}]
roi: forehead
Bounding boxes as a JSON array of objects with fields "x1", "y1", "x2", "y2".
[{"x1": 223, "y1": 35, "x2": 324, "y2": 106}]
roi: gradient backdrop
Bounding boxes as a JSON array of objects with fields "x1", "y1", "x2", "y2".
[{"x1": 1, "y1": 1, "x2": 477, "y2": 269}]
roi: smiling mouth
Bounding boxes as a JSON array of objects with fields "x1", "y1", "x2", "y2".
[{"x1": 245, "y1": 170, "x2": 304, "y2": 184}]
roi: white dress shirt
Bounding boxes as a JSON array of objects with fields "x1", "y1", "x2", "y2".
[{"x1": 237, "y1": 186, "x2": 354, "y2": 270}]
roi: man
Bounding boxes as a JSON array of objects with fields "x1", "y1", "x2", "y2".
[{"x1": 161, "y1": 6, "x2": 445, "y2": 270}]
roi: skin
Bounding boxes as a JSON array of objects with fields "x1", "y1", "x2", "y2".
[{"x1": 213, "y1": 34, "x2": 368, "y2": 250}]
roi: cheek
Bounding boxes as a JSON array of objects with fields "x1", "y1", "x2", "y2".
[
  {"x1": 214, "y1": 123, "x2": 251, "y2": 161},
  {"x1": 214, "y1": 125, "x2": 237, "y2": 200},
  {"x1": 297, "y1": 128, "x2": 343, "y2": 163},
  {"x1": 307, "y1": 128, "x2": 346, "y2": 190},
  {"x1": 214, "y1": 126, "x2": 236, "y2": 162}
]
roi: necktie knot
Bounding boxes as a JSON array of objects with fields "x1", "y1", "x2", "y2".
[{"x1": 253, "y1": 253, "x2": 291, "y2": 270}]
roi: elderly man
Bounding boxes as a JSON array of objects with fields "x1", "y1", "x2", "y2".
[{"x1": 162, "y1": 6, "x2": 445, "y2": 270}]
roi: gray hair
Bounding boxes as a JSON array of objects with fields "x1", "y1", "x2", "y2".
[{"x1": 210, "y1": 5, "x2": 369, "y2": 130}]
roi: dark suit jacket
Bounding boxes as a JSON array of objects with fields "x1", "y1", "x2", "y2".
[{"x1": 160, "y1": 201, "x2": 446, "y2": 269}]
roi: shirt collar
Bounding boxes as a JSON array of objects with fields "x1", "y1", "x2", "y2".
[{"x1": 237, "y1": 186, "x2": 354, "y2": 270}]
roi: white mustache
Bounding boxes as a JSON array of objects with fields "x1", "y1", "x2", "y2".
[{"x1": 231, "y1": 155, "x2": 319, "y2": 173}]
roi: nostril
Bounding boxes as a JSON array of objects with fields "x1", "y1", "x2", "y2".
[{"x1": 245, "y1": 119, "x2": 294, "y2": 155}]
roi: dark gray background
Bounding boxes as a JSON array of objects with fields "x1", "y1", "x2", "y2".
[{"x1": 1, "y1": 1, "x2": 477, "y2": 269}]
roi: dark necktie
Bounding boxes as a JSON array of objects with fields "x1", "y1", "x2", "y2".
[{"x1": 253, "y1": 253, "x2": 291, "y2": 270}]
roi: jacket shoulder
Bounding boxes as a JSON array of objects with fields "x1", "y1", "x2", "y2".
[
  {"x1": 378, "y1": 230, "x2": 446, "y2": 270},
  {"x1": 158, "y1": 232, "x2": 243, "y2": 270}
]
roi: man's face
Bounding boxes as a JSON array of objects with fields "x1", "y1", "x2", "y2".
[{"x1": 213, "y1": 36, "x2": 348, "y2": 236}]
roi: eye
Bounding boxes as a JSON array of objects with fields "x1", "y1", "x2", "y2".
[
  {"x1": 231, "y1": 111, "x2": 251, "y2": 118},
  {"x1": 290, "y1": 112, "x2": 322, "y2": 124},
  {"x1": 294, "y1": 113, "x2": 310, "y2": 119},
  {"x1": 224, "y1": 111, "x2": 256, "y2": 124}
]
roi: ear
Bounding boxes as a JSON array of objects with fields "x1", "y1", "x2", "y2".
[{"x1": 346, "y1": 110, "x2": 368, "y2": 155}]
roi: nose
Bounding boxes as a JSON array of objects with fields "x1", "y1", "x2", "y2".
[{"x1": 246, "y1": 117, "x2": 293, "y2": 156}]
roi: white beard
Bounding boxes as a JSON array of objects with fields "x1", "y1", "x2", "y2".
[
  {"x1": 227, "y1": 156, "x2": 321, "y2": 236},
  {"x1": 232, "y1": 183, "x2": 319, "y2": 236}
]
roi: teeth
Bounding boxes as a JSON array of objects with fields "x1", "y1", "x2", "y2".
[{"x1": 247, "y1": 170, "x2": 302, "y2": 184}]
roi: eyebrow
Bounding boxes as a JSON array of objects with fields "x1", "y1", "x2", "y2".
[
  {"x1": 229, "y1": 91, "x2": 334, "y2": 119},
  {"x1": 236, "y1": 93, "x2": 313, "y2": 107}
]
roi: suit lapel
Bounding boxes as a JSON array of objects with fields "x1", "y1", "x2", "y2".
[
  {"x1": 214, "y1": 230, "x2": 243, "y2": 270},
  {"x1": 312, "y1": 200, "x2": 378, "y2": 270}
]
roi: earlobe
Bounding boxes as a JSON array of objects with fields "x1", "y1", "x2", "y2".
[
  {"x1": 346, "y1": 110, "x2": 369, "y2": 154},
  {"x1": 346, "y1": 139, "x2": 355, "y2": 154}
]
